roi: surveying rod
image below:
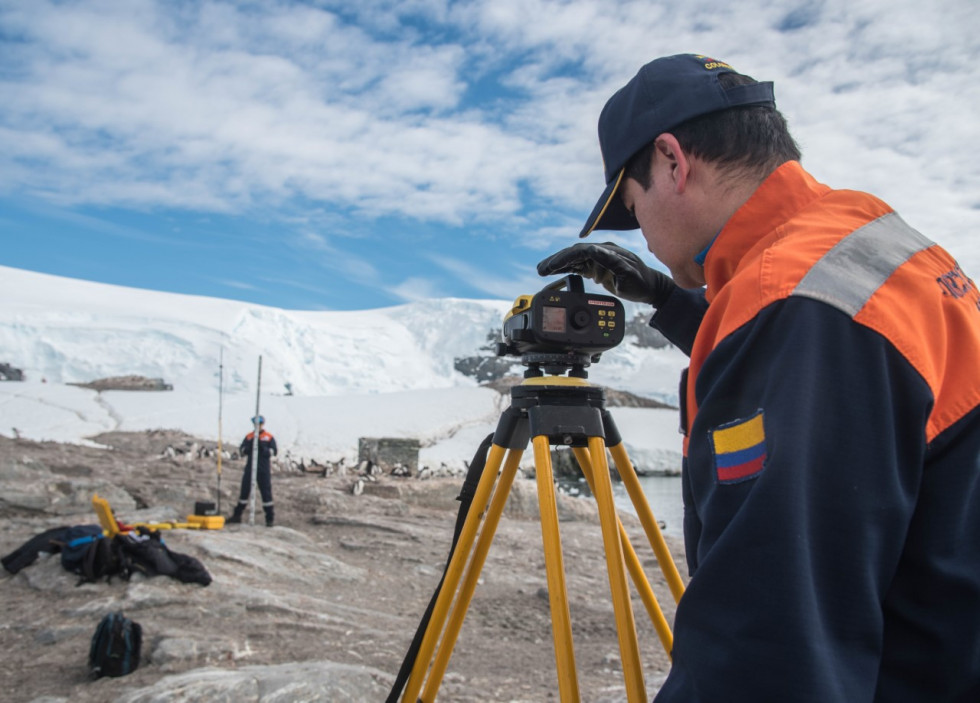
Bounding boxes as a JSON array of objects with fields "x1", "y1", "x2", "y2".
[
  {"x1": 216, "y1": 347, "x2": 224, "y2": 513},
  {"x1": 249, "y1": 355, "x2": 263, "y2": 526}
]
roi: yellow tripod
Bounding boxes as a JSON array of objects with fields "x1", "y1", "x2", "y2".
[{"x1": 400, "y1": 369, "x2": 686, "y2": 702}]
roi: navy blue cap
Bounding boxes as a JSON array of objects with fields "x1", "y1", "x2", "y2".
[
  {"x1": 252, "y1": 415, "x2": 264, "y2": 424},
  {"x1": 579, "y1": 54, "x2": 775, "y2": 238}
]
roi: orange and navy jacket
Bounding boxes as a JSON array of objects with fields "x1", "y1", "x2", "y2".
[
  {"x1": 651, "y1": 162, "x2": 980, "y2": 702},
  {"x1": 240, "y1": 430, "x2": 277, "y2": 469}
]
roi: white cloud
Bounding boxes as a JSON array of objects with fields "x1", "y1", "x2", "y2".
[
  {"x1": 213, "y1": 278, "x2": 258, "y2": 291},
  {"x1": 286, "y1": 230, "x2": 382, "y2": 283},
  {"x1": 387, "y1": 276, "x2": 446, "y2": 302},
  {"x1": 0, "y1": 0, "x2": 978, "y2": 274},
  {"x1": 0, "y1": 0, "x2": 541, "y2": 223},
  {"x1": 427, "y1": 252, "x2": 543, "y2": 300}
]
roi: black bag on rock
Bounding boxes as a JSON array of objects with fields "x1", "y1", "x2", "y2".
[
  {"x1": 88, "y1": 612, "x2": 142, "y2": 679},
  {"x1": 113, "y1": 530, "x2": 212, "y2": 586},
  {"x1": 58, "y1": 525, "x2": 105, "y2": 574},
  {"x1": 77, "y1": 534, "x2": 126, "y2": 585}
]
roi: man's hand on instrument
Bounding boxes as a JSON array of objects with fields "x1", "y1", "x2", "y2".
[{"x1": 536, "y1": 242, "x2": 676, "y2": 307}]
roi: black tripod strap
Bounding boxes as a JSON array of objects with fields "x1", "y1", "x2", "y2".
[{"x1": 385, "y1": 432, "x2": 495, "y2": 703}]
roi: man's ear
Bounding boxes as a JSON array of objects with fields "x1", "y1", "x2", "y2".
[{"x1": 654, "y1": 133, "x2": 690, "y2": 194}]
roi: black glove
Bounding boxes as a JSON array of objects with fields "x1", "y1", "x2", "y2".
[{"x1": 536, "y1": 242, "x2": 676, "y2": 307}]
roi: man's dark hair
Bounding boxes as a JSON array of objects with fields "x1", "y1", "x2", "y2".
[{"x1": 624, "y1": 72, "x2": 801, "y2": 189}]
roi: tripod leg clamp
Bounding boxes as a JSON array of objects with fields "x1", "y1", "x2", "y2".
[{"x1": 528, "y1": 405, "x2": 605, "y2": 445}]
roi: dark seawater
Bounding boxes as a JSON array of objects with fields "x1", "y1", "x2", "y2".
[{"x1": 558, "y1": 474, "x2": 683, "y2": 538}]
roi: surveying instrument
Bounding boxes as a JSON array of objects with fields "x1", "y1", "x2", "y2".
[{"x1": 388, "y1": 275, "x2": 686, "y2": 702}]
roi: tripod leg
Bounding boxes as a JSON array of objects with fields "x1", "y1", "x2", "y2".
[
  {"x1": 421, "y1": 447, "x2": 525, "y2": 702},
  {"x1": 531, "y1": 435, "x2": 581, "y2": 703},
  {"x1": 586, "y1": 437, "x2": 647, "y2": 703},
  {"x1": 574, "y1": 447, "x2": 674, "y2": 658},
  {"x1": 403, "y1": 444, "x2": 508, "y2": 702},
  {"x1": 608, "y1": 443, "x2": 686, "y2": 604}
]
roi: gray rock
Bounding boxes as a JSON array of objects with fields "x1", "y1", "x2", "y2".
[
  {"x1": 0, "y1": 432, "x2": 680, "y2": 703},
  {"x1": 113, "y1": 661, "x2": 393, "y2": 703}
]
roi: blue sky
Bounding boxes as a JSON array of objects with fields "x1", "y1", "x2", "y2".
[{"x1": 1, "y1": 0, "x2": 979, "y2": 310}]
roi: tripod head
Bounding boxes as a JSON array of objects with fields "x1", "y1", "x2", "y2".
[
  {"x1": 496, "y1": 275, "x2": 625, "y2": 379},
  {"x1": 519, "y1": 351, "x2": 598, "y2": 379}
]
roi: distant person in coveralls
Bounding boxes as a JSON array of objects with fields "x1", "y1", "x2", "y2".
[{"x1": 228, "y1": 416, "x2": 277, "y2": 526}]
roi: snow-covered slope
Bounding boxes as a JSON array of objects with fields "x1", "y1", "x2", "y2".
[
  {"x1": 0, "y1": 265, "x2": 511, "y2": 395},
  {"x1": 0, "y1": 265, "x2": 688, "y2": 471}
]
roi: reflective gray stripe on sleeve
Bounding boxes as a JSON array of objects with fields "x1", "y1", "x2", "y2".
[{"x1": 791, "y1": 212, "x2": 934, "y2": 317}]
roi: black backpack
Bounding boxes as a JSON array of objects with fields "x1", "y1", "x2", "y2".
[
  {"x1": 88, "y1": 612, "x2": 142, "y2": 679},
  {"x1": 59, "y1": 525, "x2": 105, "y2": 576},
  {"x1": 114, "y1": 531, "x2": 212, "y2": 587},
  {"x1": 78, "y1": 534, "x2": 125, "y2": 585},
  {"x1": 59, "y1": 525, "x2": 125, "y2": 586}
]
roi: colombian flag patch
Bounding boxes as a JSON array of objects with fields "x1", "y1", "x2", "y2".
[{"x1": 711, "y1": 410, "x2": 767, "y2": 484}]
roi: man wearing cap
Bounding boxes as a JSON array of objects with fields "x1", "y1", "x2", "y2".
[
  {"x1": 539, "y1": 54, "x2": 980, "y2": 701},
  {"x1": 228, "y1": 416, "x2": 278, "y2": 527}
]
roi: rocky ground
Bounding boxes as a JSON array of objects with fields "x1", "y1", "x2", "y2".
[{"x1": 0, "y1": 431, "x2": 685, "y2": 702}]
